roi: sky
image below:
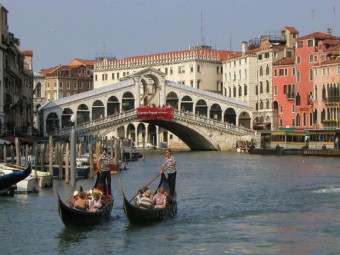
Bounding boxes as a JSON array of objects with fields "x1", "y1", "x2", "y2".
[{"x1": 1, "y1": 0, "x2": 339, "y2": 72}]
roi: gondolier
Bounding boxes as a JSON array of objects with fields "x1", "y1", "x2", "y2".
[
  {"x1": 97, "y1": 148, "x2": 111, "y2": 196},
  {"x1": 160, "y1": 149, "x2": 176, "y2": 197}
]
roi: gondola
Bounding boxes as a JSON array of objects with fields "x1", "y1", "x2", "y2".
[
  {"x1": 58, "y1": 172, "x2": 113, "y2": 227},
  {"x1": 0, "y1": 163, "x2": 32, "y2": 195},
  {"x1": 122, "y1": 173, "x2": 177, "y2": 224}
]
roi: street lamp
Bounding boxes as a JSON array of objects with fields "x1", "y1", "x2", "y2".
[{"x1": 70, "y1": 113, "x2": 76, "y2": 187}]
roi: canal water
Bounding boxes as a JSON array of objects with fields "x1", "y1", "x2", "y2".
[{"x1": 1, "y1": 151, "x2": 339, "y2": 255}]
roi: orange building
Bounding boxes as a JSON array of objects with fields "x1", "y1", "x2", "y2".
[{"x1": 272, "y1": 56, "x2": 296, "y2": 128}]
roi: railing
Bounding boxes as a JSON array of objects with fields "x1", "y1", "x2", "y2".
[
  {"x1": 173, "y1": 110, "x2": 255, "y2": 135},
  {"x1": 53, "y1": 108, "x2": 255, "y2": 137}
]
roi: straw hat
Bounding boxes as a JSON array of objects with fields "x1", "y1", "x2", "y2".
[{"x1": 73, "y1": 190, "x2": 79, "y2": 197}]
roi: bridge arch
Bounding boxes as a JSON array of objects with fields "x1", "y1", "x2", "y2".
[
  {"x1": 180, "y1": 95, "x2": 193, "y2": 113},
  {"x1": 46, "y1": 112, "x2": 59, "y2": 134},
  {"x1": 224, "y1": 108, "x2": 236, "y2": 125},
  {"x1": 92, "y1": 100, "x2": 105, "y2": 120},
  {"x1": 77, "y1": 104, "x2": 90, "y2": 124},
  {"x1": 195, "y1": 99, "x2": 208, "y2": 117},
  {"x1": 122, "y1": 91, "x2": 135, "y2": 111},
  {"x1": 210, "y1": 104, "x2": 222, "y2": 121},
  {"x1": 107, "y1": 96, "x2": 120, "y2": 116},
  {"x1": 62, "y1": 108, "x2": 73, "y2": 128},
  {"x1": 166, "y1": 92, "x2": 179, "y2": 109}
]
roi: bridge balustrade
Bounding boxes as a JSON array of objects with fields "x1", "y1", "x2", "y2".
[{"x1": 52, "y1": 108, "x2": 254, "y2": 137}]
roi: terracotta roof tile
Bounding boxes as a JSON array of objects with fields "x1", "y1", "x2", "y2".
[
  {"x1": 273, "y1": 56, "x2": 295, "y2": 65},
  {"x1": 297, "y1": 32, "x2": 339, "y2": 41},
  {"x1": 21, "y1": 50, "x2": 33, "y2": 56},
  {"x1": 283, "y1": 26, "x2": 299, "y2": 33}
]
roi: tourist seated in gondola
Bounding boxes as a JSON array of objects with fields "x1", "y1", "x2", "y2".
[
  {"x1": 74, "y1": 191, "x2": 88, "y2": 211},
  {"x1": 89, "y1": 191, "x2": 102, "y2": 212},
  {"x1": 139, "y1": 188, "x2": 154, "y2": 209},
  {"x1": 69, "y1": 190, "x2": 79, "y2": 208},
  {"x1": 133, "y1": 189, "x2": 143, "y2": 206},
  {"x1": 153, "y1": 187, "x2": 166, "y2": 208}
]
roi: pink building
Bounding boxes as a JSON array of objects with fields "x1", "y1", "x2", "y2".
[
  {"x1": 294, "y1": 32, "x2": 339, "y2": 129},
  {"x1": 313, "y1": 42, "x2": 340, "y2": 128}
]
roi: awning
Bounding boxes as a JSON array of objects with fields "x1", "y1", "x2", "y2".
[
  {"x1": 253, "y1": 122, "x2": 271, "y2": 128},
  {"x1": 0, "y1": 135, "x2": 34, "y2": 145}
]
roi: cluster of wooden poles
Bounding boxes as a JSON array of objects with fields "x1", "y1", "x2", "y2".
[{"x1": 0, "y1": 136, "x2": 134, "y2": 186}]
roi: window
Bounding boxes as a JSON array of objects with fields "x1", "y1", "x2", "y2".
[
  {"x1": 274, "y1": 69, "x2": 277, "y2": 76},
  {"x1": 309, "y1": 69, "x2": 313, "y2": 81},
  {"x1": 274, "y1": 85, "x2": 277, "y2": 96},
  {"x1": 117, "y1": 73, "x2": 120, "y2": 79},
  {"x1": 238, "y1": 85, "x2": 242, "y2": 97},
  {"x1": 190, "y1": 80, "x2": 193, "y2": 87},
  {"x1": 309, "y1": 55, "x2": 314, "y2": 62},
  {"x1": 59, "y1": 82, "x2": 63, "y2": 88},
  {"x1": 170, "y1": 67, "x2": 173, "y2": 74},
  {"x1": 67, "y1": 82, "x2": 70, "y2": 89},
  {"x1": 260, "y1": 82, "x2": 263, "y2": 93},
  {"x1": 314, "y1": 69, "x2": 318, "y2": 77},
  {"x1": 292, "y1": 68, "x2": 295, "y2": 75},
  {"x1": 197, "y1": 80, "x2": 201, "y2": 89},
  {"x1": 266, "y1": 81, "x2": 270, "y2": 93},
  {"x1": 197, "y1": 65, "x2": 201, "y2": 72},
  {"x1": 297, "y1": 70, "x2": 300, "y2": 82},
  {"x1": 307, "y1": 39, "x2": 314, "y2": 47},
  {"x1": 296, "y1": 56, "x2": 301, "y2": 64},
  {"x1": 284, "y1": 69, "x2": 288, "y2": 76},
  {"x1": 244, "y1": 84, "x2": 247, "y2": 96},
  {"x1": 292, "y1": 105, "x2": 295, "y2": 112},
  {"x1": 279, "y1": 69, "x2": 284, "y2": 76},
  {"x1": 297, "y1": 41, "x2": 303, "y2": 48},
  {"x1": 112, "y1": 73, "x2": 115, "y2": 80},
  {"x1": 95, "y1": 75, "x2": 97, "y2": 81},
  {"x1": 190, "y1": 65, "x2": 193, "y2": 73}
]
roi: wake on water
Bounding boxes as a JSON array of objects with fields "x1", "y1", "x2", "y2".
[{"x1": 313, "y1": 185, "x2": 340, "y2": 194}]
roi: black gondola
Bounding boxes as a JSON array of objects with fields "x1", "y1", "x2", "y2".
[
  {"x1": 0, "y1": 163, "x2": 32, "y2": 195},
  {"x1": 58, "y1": 173, "x2": 113, "y2": 227},
  {"x1": 122, "y1": 173, "x2": 177, "y2": 224}
]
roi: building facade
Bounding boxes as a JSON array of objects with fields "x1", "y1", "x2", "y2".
[
  {"x1": 94, "y1": 45, "x2": 239, "y2": 95},
  {"x1": 0, "y1": 4, "x2": 34, "y2": 136},
  {"x1": 313, "y1": 41, "x2": 340, "y2": 128},
  {"x1": 223, "y1": 26, "x2": 298, "y2": 130}
]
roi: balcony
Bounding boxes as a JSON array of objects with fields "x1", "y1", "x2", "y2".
[
  {"x1": 286, "y1": 92, "x2": 295, "y2": 100},
  {"x1": 323, "y1": 96, "x2": 339, "y2": 105}
]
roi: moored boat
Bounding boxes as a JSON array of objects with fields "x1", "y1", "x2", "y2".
[
  {"x1": 58, "y1": 172, "x2": 113, "y2": 227},
  {"x1": 31, "y1": 170, "x2": 53, "y2": 188},
  {"x1": 15, "y1": 175, "x2": 39, "y2": 193},
  {"x1": 122, "y1": 173, "x2": 177, "y2": 224},
  {"x1": 0, "y1": 163, "x2": 32, "y2": 195}
]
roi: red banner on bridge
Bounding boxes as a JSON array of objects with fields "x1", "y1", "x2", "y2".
[{"x1": 137, "y1": 106, "x2": 174, "y2": 120}]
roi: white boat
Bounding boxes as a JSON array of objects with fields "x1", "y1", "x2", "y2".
[
  {"x1": 31, "y1": 170, "x2": 53, "y2": 188},
  {"x1": 15, "y1": 175, "x2": 39, "y2": 193}
]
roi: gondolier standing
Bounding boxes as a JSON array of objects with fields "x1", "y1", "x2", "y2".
[
  {"x1": 160, "y1": 149, "x2": 176, "y2": 197},
  {"x1": 97, "y1": 148, "x2": 111, "y2": 196}
]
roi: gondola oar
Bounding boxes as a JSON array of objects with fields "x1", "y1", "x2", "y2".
[{"x1": 128, "y1": 170, "x2": 165, "y2": 202}]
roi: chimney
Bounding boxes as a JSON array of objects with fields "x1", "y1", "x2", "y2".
[{"x1": 242, "y1": 41, "x2": 248, "y2": 54}]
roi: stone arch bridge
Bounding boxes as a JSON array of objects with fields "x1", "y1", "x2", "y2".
[{"x1": 39, "y1": 68, "x2": 255, "y2": 150}]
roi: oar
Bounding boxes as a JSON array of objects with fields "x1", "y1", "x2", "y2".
[
  {"x1": 64, "y1": 168, "x2": 101, "y2": 204},
  {"x1": 128, "y1": 171, "x2": 164, "y2": 202}
]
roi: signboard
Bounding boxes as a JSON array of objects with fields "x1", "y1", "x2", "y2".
[{"x1": 137, "y1": 107, "x2": 173, "y2": 120}]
